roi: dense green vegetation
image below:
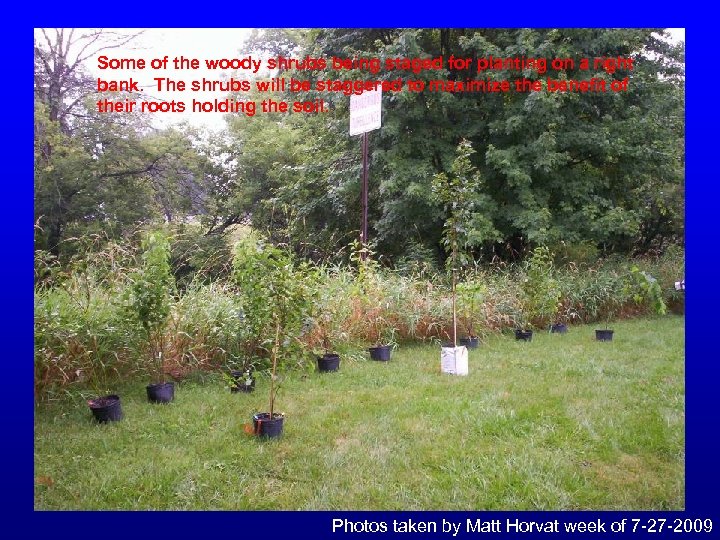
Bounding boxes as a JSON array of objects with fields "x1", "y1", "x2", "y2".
[
  {"x1": 35, "y1": 29, "x2": 683, "y2": 264},
  {"x1": 35, "y1": 316, "x2": 684, "y2": 510},
  {"x1": 34, "y1": 232, "x2": 683, "y2": 398}
]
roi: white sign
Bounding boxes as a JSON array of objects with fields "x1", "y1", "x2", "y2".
[
  {"x1": 440, "y1": 346, "x2": 468, "y2": 376},
  {"x1": 349, "y1": 89, "x2": 382, "y2": 136}
]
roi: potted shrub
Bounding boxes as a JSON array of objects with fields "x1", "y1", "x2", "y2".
[
  {"x1": 456, "y1": 280, "x2": 485, "y2": 348},
  {"x1": 595, "y1": 275, "x2": 622, "y2": 341},
  {"x1": 596, "y1": 266, "x2": 667, "y2": 341},
  {"x1": 512, "y1": 283, "x2": 533, "y2": 341},
  {"x1": 520, "y1": 246, "x2": 561, "y2": 339},
  {"x1": 314, "y1": 310, "x2": 342, "y2": 372},
  {"x1": 87, "y1": 394, "x2": 123, "y2": 423},
  {"x1": 85, "y1": 346, "x2": 123, "y2": 423},
  {"x1": 551, "y1": 303, "x2": 579, "y2": 334},
  {"x1": 432, "y1": 139, "x2": 484, "y2": 374},
  {"x1": 347, "y1": 241, "x2": 397, "y2": 362},
  {"x1": 253, "y1": 320, "x2": 284, "y2": 438},
  {"x1": 513, "y1": 308, "x2": 534, "y2": 342},
  {"x1": 227, "y1": 361, "x2": 257, "y2": 393},
  {"x1": 369, "y1": 325, "x2": 397, "y2": 361},
  {"x1": 126, "y1": 230, "x2": 176, "y2": 404},
  {"x1": 310, "y1": 269, "x2": 350, "y2": 373},
  {"x1": 582, "y1": 269, "x2": 617, "y2": 340},
  {"x1": 232, "y1": 236, "x2": 315, "y2": 438},
  {"x1": 231, "y1": 369, "x2": 255, "y2": 393}
]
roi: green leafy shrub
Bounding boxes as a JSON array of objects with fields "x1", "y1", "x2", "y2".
[
  {"x1": 456, "y1": 280, "x2": 486, "y2": 337},
  {"x1": 643, "y1": 244, "x2": 684, "y2": 313},
  {"x1": 521, "y1": 246, "x2": 562, "y2": 329},
  {"x1": 125, "y1": 230, "x2": 175, "y2": 382},
  {"x1": 432, "y1": 139, "x2": 484, "y2": 345},
  {"x1": 627, "y1": 266, "x2": 667, "y2": 316},
  {"x1": 232, "y1": 234, "x2": 316, "y2": 368}
]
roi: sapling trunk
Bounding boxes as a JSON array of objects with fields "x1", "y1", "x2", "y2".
[
  {"x1": 451, "y1": 229, "x2": 458, "y2": 347},
  {"x1": 149, "y1": 330, "x2": 165, "y2": 383},
  {"x1": 158, "y1": 330, "x2": 166, "y2": 383},
  {"x1": 268, "y1": 318, "x2": 280, "y2": 419},
  {"x1": 469, "y1": 292, "x2": 475, "y2": 337},
  {"x1": 452, "y1": 270, "x2": 457, "y2": 347}
]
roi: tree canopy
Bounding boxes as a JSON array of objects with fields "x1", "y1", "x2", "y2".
[{"x1": 35, "y1": 28, "x2": 685, "y2": 266}]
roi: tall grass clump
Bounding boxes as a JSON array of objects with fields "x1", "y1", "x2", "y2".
[
  {"x1": 167, "y1": 281, "x2": 244, "y2": 376},
  {"x1": 34, "y1": 241, "x2": 144, "y2": 399},
  {"x1": 478, "y1": 268, "x2": 524, "y2": 331},
  {"x1": 316, "y1": 253, "x2": 453, "y2": 345},
  {"x1": 555, "y1": 257, "x2": 672, "y2": 325},
  {"x1": 307, "y1": 263, "x2": 355, "y2": 352},
  {"x1": 34, "y1": 229, "x2": 684, "y2": 398}
]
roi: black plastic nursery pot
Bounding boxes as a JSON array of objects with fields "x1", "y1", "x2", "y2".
[
  {"x1": 515, "y1": 329, "x2": 533, "y2": 342},
  {"x1": 88, "y1": 394, "x2": 123, "y2": 423},
  {"x1": 550, "y1": 324, "x2": 568, "y2": 334},
  {"x1": 146, "y1": 381, "x2": 175, "y2": 403},
  {"x1": 252, "y1": 412, "x2": 284, "y2": 438},
  {"x1": 230, "y1": 370, "x2": 255, "y2": 393},
  {"x1": 459, "y1": 336, "x2": 480, "y2": 349},
  {"x1": 595, "y1": 329, "x2": 614, "y2": 342},
  {"x1": 317, "y1": 353, "x2": 340, "y2": 372},
  {"x1": 369, "y1": 345, "x2": 392, "y2": 361}
]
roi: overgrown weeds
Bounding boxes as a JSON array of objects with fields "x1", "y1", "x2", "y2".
[{"x1": 34, "y1": 232, "x2": 684, "y2": 398}]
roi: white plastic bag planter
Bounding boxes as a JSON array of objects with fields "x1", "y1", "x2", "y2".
[{"x1": 440, "y1": 345, "x2": 468, "y2": 376}]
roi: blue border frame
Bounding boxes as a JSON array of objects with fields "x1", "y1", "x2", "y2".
[{"x1": 20, "y1": 3, "x2": 713, "y2": 537}]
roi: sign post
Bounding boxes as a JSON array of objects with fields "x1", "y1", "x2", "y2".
[
  {"x1": 361, "y1": 131, "x2": 369, "y2": 256},
  {"x1": 349, "y1": 89, "x2": 382, "y2": 260}
]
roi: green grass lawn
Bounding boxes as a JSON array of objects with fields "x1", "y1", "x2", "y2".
[{"x1": 34, "y1": 316, "x2": 684, "y2": 510}]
